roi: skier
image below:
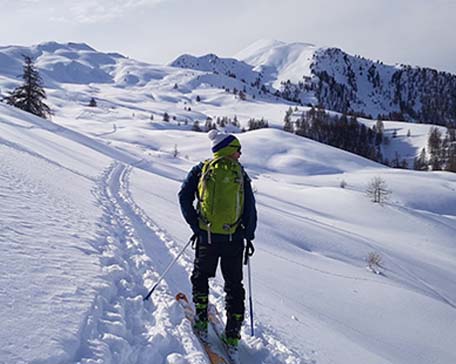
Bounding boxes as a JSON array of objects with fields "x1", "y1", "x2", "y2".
[{"x1": 178, "y1": 130, "x2": 257, "y2": 350}]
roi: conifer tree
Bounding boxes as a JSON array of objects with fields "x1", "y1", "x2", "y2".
[
  {"x1": 192, "y1": 120, "x2": 202, "y2": 132},
  {"x1": 375, "y1": 119, "x2": 385, "y2": 134},
  {"x1": 4, "y1": 56, "x2": 51, "y2": 118},
  {"x1": 428, "y1": 127, "x2": 442, "y2": 154},
  {"x1": 283, "y1": 108, "x2": 293, "y2": 132},
  {"x1": 446, "y1": 145, "x2": 456, "y2": 172},
  {"x1": 88, "y1": 97, "x2": 97, "y2": 107},
  {"x1": 205, "y1": 117, "x2": 215, "y2": 131},
  {"x1": 413, "y1": 148, "x2": 428, "y2": 171},
  {"x1": 428, "y1": 127, "x2": 443, "y2": 170}
]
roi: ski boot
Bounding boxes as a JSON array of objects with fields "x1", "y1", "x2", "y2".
[
  {"x1": 221, "y1": 313, "x2": 243, "y2": 363},
  {"x1": 193, "y1": 294, "x2": 209, "y2": 342}
]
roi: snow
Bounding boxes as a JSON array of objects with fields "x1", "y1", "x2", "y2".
[
  {"x1": 235, "y1": 40, "x2": 317, "y2": 88},
  {"x1": 1, "y1": 41, "x2": 456, "y2": 364}
]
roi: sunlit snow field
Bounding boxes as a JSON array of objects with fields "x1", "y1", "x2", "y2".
[{"x1": 1, "y1": 42, "x2": 456, "y2": 364}]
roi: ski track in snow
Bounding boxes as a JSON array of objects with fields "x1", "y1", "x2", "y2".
[
  {"x1": 76, "y1": 162, "x2": 207, "y2": 364},
  {"x1": 76, "y1": 162, "x2": 305, "y2": 364}
]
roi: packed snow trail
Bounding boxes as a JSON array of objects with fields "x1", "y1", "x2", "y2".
[
  {"x1": 76, "y1": 162, "x2": 304, "y2": 364},
  {"x1": 119, "y1": 164, "x2": 307, "y2": 363},
  {"x1": 76, "y1": 162, "x2": 206, "y2": 364}
]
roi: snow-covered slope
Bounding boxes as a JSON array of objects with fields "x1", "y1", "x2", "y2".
[
  {"x1": 235, "y1": 39, "x2": 317, "y2": 88},
  {"x1": 176, "y1": 39, "x2": 456, "y2": 126},
  {"x1": 245, "y1": 41, "x2": 456, "y2": 125},
  {"x1": 0, "y1": 102, "x2": 304, "y2": 364},
  {"x1": 171, "y1": 53, "x2": 261, "y2": 85},
  {"x1": 2, "y1": 79, "x2": 456, "y2": 364}
]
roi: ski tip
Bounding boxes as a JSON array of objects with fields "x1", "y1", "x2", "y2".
[{"x1": 176, "y1": 292, "x2": 189, "y2": 303}]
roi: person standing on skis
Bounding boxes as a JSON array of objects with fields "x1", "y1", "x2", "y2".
[{"x1": 178, "y1": 129, "x2": 257, "y2": 348}]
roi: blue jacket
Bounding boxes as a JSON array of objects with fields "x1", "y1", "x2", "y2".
[{"x1": 178, "y1": 161, "x2": 257, "y2": 242}]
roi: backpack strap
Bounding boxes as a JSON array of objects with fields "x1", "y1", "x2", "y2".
[{"x1": 196, "y1": 157, "x2": 224, "y2": 244}]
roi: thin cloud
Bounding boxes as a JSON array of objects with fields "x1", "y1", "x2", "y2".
[
  {"x1": 68, "y1": 0, "x2": 165, "y2": 23},
  {"x1": 28, "y1": 0, "x2": 166, "y2": 24}
]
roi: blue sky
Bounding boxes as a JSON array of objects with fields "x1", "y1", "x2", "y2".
[{"x1": 0, "y1": 0, "x2": 455, "y2": 73}]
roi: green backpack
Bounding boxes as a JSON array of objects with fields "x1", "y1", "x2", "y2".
[{"x1": 197, "y1": 156, "x2": 244, "y2": 238}]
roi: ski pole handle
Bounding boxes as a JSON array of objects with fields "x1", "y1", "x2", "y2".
[{"x1": 244, "y1": 240, "x2": 255, "y2": 265}]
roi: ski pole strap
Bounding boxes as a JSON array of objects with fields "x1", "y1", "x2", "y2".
[{"x1": 244, "y1": 240, "x2": 255, "y2": 265}]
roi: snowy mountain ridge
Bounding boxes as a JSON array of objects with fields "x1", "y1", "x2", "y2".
[
  {"x1": 1, "y1": 40, "x2": 453, "y2": 171},
  {"x1": 3, "y1": 40, "x2": 456, "y2": 128},
  {"x1": 170, "y1": 53, "x2": 262, "y2": 85},
  {"x1": 174, "y1": 40, "x2": 456, "y2": 127}
]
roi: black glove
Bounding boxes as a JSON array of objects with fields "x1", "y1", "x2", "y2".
[{"x1": 244, "y1": 240, "x2": 255, "y2": 265}]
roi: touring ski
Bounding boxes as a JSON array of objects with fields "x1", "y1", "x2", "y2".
[
  {"x1": 208, "y1": 304, "x2": 241, "y2": 364},
  {"x1": 175, "y1": 292, "x2": 229, "y2": 364}
]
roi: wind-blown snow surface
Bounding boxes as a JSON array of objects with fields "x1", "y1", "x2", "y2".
[{"x1": 1, "y1": 100, "x2": 456, "y2": 364}]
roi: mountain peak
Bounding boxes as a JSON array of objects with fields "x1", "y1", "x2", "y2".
[
  {"x1": 36, "y1": 41, "x2": 96, "y2": 53},
  {"x1": 235, "y1": 39, "x2": 316, "y2": 61}
]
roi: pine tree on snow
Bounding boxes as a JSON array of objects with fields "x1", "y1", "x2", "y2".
[
  {"x1": 413, "y1": 148, "x2": 428, "y2": 171},
  {"x1": 4, "y1": 56, "x2": 51, "y2": 118}
]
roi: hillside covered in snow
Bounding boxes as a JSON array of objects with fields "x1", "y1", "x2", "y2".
[
  {"x1": 174, "y1": 39, "x2": 456, "y2": 127},
  {"x1": 1, "y1": 41, "x2": 456, "y2": 364}
]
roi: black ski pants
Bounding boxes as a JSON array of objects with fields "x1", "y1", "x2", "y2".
[{"x1": 191, "y1": 238, "x2": 245, "y2": 318}]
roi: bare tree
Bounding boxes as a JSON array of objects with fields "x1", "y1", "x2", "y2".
[
  {"x1": 366, "y1": 252, "x2": 384, "y2": 274},
  {"x1": 366, "y1": 176, "x2": 391, "y2": 204}
]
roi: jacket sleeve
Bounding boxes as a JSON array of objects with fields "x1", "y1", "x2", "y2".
[
  {"x1": 178, "y1": 163, "x2": 203, "y2": 235},
  {"x1": 242, "y1": 171, "x2": 257, "y2": 241}
]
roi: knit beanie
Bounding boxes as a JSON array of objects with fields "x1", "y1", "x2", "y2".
[{"x1": 207, "y1": 130, "x2": 241, "y2": 157}]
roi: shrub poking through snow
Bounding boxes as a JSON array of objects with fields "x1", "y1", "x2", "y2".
[
  {"x1": 367, "y1": 252, "x2": 384, "y2": 274},
  {"x1": 88, "y1": 97, "x2": 97, "y2": 107}
]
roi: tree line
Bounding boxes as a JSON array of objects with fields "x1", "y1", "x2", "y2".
[
  {"x1": 283, "y1": 107, "x2": 384, "y2": 164},
  {"x1": 414, "y1": 127, "x2": 456, "y2": 172}
]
